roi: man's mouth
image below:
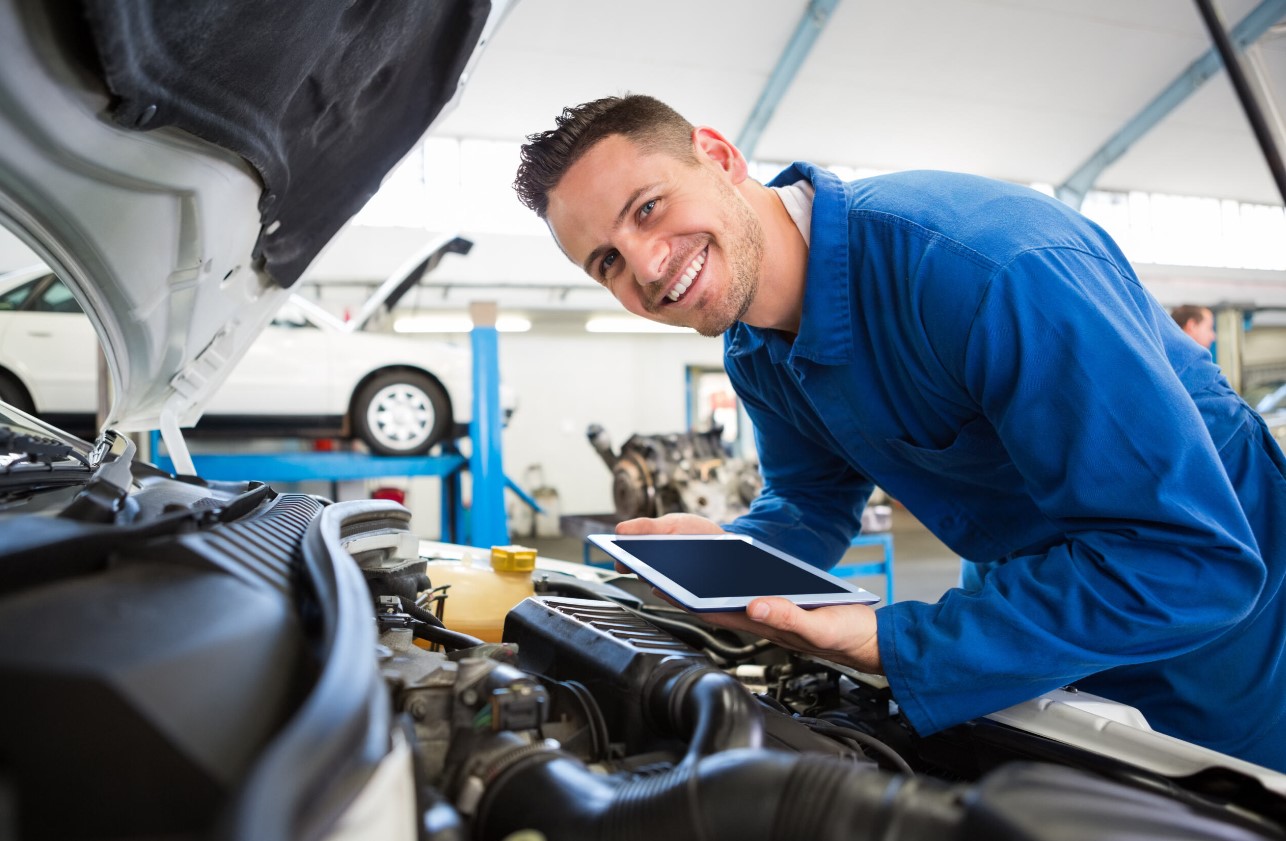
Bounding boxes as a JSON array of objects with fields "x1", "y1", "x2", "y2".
[{"x1": 664, "y1": 247, "x2": 707, "y2": 304}]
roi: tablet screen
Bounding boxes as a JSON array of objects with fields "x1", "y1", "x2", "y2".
[
  {"x1": 589, "y1": 533, "x2": 879, "y2": 611},
  {"x1": 611, "y1": 538, "x2": 850, "y2": 598}
]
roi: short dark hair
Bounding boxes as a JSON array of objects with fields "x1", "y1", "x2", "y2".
[
  {"x1": 1171, "y1": 304, "x2": 1211, "y2": 328},
  {"x1": 514, "y1": 94, "x2": 696, "y2": 218}
]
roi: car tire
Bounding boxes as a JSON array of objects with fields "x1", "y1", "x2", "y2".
[
  {"x1": 353, "y1": 370, "x2": 452, "y2": 456},
  {"x1": 0, "y1": 370, "x2": 34, "y2": 414}
]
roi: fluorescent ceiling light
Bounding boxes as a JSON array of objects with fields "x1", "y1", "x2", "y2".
[
  {"x1": 394, "y1": 314, "x2": 532, "y2": 333},
  {"x1": 585, "y1": 316, "x2": 695, "y2": 334}
]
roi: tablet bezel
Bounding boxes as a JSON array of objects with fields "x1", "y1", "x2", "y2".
[{"x1": 586, "y1": 533, "x2": 881, "y2": 612}]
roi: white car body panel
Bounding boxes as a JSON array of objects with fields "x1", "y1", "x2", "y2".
[
  {"x1": 987, "y1": 688, "x2": 1286, "y2": 796},
  {"x1": 2, "y1": 310, "x2": 99, "y2": 412},
  {"x1": 0, "y1": 267, "x2": 478, "y2": 430},
  {"x1": 206, "y1": 320, "x2": 473, "y2": 421},
  {"x1": 0, "y1": 268, "x2": 100, "y2": 413}
]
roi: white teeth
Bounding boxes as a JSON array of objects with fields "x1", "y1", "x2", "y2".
[{"x1": 667, "y1": 251, "x2": 705, "y2": 302}]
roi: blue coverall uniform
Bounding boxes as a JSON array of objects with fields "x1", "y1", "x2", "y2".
[{"x1": 722, "y1": 163, "x2": 1286, "y2": 771}]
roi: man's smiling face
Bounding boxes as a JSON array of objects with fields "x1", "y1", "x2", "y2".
[{"x1": 545, "y1": 131, "x2": 764, "y2": 338}]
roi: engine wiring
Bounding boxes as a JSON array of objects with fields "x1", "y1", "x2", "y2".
[
  {"x1": 634, "y1": 605, "x2": 775, "y2": 662},
  {"x1": 752, "y1": 690, "x2": 915, "y2": 775},
  {"x1": 798, "y1": 715, "x2": 916, "y2": 776},
  {"x1": 555, "y1": 678, "x2": 612, "y2": 762},
  {"x1": 394, "y1": 595, "x2": 485, "y2": 651},
  {"x1": 417, "y1": 583, "x2": 452, "y2": 624},
  {"x1": 521, "y1": 572, "x2": 919, "y2": 777}
]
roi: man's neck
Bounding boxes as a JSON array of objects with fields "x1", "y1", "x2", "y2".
[{"x1": 739, "y1": 181, "x2": 809, "y2": 334}]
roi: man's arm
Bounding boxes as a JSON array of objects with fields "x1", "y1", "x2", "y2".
[
  {"x1": 719, "y1": 369, "x2": 874, "y2": 569},
  {"x1": 612, "y1": 374, "x2": 872, "y2": 560},
  {"x1": 876, "y1": 246, "x2": 1266, "y2": 735}
]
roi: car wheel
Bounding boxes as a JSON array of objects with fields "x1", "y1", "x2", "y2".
[
  {"x1": 0, "y1": 371, "x2": 34, "y2": 414},
  {"x1": 353, "y1": 371, "x2": 451, "y2": 456}
]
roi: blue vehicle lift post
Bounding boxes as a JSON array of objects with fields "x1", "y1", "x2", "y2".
[
  {"x1": 467, "y1": 301, "x2": 509, "y2": 547},
  {"x1": 149, "y1": 302, "x2": 519, "y2": 547}
]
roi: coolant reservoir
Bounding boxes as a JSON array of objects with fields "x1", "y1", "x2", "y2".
[{"x1": 424, "y1": 545, "x2": 537, "y2": 643}]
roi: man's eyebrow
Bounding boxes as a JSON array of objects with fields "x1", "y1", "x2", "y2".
[{"x1": 580, "y1": 183, "x2": 659, "y2": 277}]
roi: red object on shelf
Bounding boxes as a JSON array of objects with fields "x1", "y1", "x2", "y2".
[{"x1": 372, "y1": 486, "x2": 406, "y2": 505}]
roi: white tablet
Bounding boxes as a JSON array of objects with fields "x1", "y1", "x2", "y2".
[{"x1": 586, "y1": 533, "x2": 880, "y2": 612}]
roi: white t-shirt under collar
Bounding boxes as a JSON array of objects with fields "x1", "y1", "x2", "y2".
[{"x1": 769, "y1": 180, "x2": 816, "y2": 246}]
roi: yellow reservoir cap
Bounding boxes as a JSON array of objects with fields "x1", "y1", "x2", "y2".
[{"x1": 491, "y1": 545, "x2": 537, "y2": 572}]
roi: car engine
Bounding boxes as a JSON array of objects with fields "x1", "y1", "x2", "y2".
[
  {"x1": 2, "y1": 467, "x2": 1285, "y2": 840},
  {"x1": 587, "y1": 423, "x2": 762, "y2": 522}
]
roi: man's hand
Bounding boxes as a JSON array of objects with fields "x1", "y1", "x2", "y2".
[
  {"x1": 700, "y1": 598, "x2": 883, "y2": 675},
  {"x1": 615, "y1": 513, "x2": 726, "y2": 535},
  {"x1": 608, "y1": 514, "x2": 726, "y2": 574},
  {"x1": 609, "y1": 515, "x2": 882, "y2": 673}
]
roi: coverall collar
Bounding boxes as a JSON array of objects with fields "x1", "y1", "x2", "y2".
[{"x1": 725, "y1": 162, "x2": 854, "y2": 366}]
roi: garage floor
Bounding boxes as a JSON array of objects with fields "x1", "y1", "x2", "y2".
[{"x1": 521, "y1": 506, "x2": 962, "y2": 606}]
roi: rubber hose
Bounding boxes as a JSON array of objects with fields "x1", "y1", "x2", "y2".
[
  {"x1": 473, "y1": 747, "x2": 961, "y2": 841},
  {"x1": 660, "y1": 668, "x2": 763, "y2": 764},
  {"x1": 407, "y1": 617, "x2": 485, "y2": 651}
]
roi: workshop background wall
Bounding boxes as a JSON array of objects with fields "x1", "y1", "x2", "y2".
[
  {"x1": 1247, "y1": 328, "x2": 1286, "y2": 366},
  {"x1": 500, "y1": 327, "x2": 726, "y2": 507}
]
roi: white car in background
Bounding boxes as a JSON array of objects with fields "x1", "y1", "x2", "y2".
[{"x1": 0, "y1": 236, "x2": 511, "y2": 456}]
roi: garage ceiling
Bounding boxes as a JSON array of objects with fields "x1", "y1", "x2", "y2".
[
  {"x1": 305, "y1": 0, "x2": 1286, "y2": 311},
  {"x1": 435, "y1": 0, "x2": 1286, "y2": 207}
]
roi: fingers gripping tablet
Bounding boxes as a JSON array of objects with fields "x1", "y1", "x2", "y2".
[{"x1": 587, "y1": 533, "x2": 880, "y2": 612}]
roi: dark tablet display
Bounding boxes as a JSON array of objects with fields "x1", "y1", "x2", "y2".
[{"x1": 587, "y1": 533, "x2": 880, "y2": 612}]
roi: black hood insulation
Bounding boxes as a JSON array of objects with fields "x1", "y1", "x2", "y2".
[{"x1": 79, "y1": 0, "x2": 491, "y2": 287}]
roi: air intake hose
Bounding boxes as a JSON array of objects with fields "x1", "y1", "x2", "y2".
[
  {"x1": 472, "y1": 748, "x2": 961, "y2": 841},
  {"x1": 473, "y1": 750, "x2": 1275, "y2": 841},
  {"x1": 650, "y1": 665, "x2": 763, "y2": 764}
]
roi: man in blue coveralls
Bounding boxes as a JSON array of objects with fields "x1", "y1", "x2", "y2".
[{"x1": 513, "y1": 95, "x2": 1285, "y2": 771}]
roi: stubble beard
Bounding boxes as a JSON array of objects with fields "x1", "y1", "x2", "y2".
[{"x1": 692, "y1": 182, "x2": 765, "y2": 338}]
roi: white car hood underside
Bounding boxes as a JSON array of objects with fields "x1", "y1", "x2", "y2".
[
  {"x1": 0, "y1": 0, "x2": 285, "y2": 438},
  {"x1": 0, "y1": 0, "x2": 509, "y2": 451}
]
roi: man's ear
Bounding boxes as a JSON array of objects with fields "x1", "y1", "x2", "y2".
[{"x1": 692, "y1": 126, "x2": 748, "y2": 184}]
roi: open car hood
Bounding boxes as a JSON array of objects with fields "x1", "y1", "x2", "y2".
[{"x1": 0, "y1": 0, "x2": 508, "y2": 437}]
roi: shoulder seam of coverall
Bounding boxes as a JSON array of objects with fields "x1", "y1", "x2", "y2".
[{"x1": 959, "y1": 243, "x2": 1139, "y2": 403}]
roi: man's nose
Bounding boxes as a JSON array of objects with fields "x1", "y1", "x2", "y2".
[{"x1": 621, "y1": 234, "x2": 667, "y2": 285}]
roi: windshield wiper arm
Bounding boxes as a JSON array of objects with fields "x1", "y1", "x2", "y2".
[{"x1": 0, "y1": 428, "x2": 90, "y2": 472}]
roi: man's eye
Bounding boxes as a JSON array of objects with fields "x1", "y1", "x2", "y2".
[
  {"x1": 639, "y1": 199, "x2": 657, "y2": 219},
  {"x1": 599, "y1": 251, "x2": 618, "y2": 278}
]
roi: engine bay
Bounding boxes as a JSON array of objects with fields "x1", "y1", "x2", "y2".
[{"x1": 1, "y1": 478, "x2": 1284, "y2": 841}]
